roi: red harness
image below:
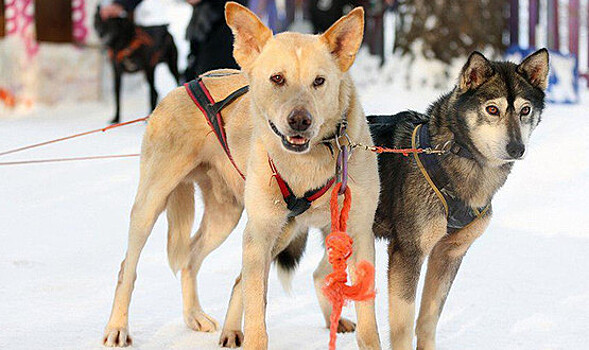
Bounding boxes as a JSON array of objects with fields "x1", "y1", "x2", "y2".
[
  {"x1": 184, "y1": 75, "x2": 334, "y2": 217},
  {"x1": 108, "y1": 28, "x2": 160, "y2": 66}
]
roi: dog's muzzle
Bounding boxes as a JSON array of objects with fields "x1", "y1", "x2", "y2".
[{"x1": 268, "y1": 119, "x2": 312, "y2": 153}]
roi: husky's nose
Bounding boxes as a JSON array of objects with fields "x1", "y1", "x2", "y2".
[
  {"x1": 506, "y1": 141, "x2": 525, "y2": 159},
  {"x1": 287, "y1": 108, "x2": 312, "y2": 132}
]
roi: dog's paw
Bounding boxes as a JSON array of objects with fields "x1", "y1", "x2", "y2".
[
  {"x1": 183, "y1": 309, "x2": 219, "y2": 332},
  {"x1": 337, "y1": 317, "x2": 356, "y2": 333},
  {"x1": 219, "y1": 330, "x2": 244, "y2": 348},
  {"x1": 103, "y1": 327, "x2": 132, "y2": 347}
]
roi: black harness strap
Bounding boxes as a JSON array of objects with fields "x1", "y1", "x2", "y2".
[
  {"x1": 268, "y1": 158, "x2": 335, "y2": 217},
  {"x1": 412, "y1": 123, "x2": 490, "y2": 231},
  {"x1": 184, "y1": 77, "x2": 333, "y2": 217},
  {"x1": 184, "y1": 78, "x2": 248, "y2": 179}
]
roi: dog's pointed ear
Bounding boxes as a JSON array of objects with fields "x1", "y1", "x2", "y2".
[
  {"x1": 459, "y1": 51, "x2": 494, "y2": 91},
  {"x1": 225, "y1": 2, "x2": 273, "y2": 70},
  {"x1": 321, "y1": 7, "x2": 365, "y2": 72},
  {"x1": 518, "y1": 48, "x2": 550, "y2": 90}
]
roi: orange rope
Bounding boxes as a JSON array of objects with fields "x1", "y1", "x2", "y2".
[
  {"x1": 0, "y1": 154, "x2": 140, "y2": 166},
  {"x1": 0, "y1": 116, "x2": 149, "y2": 157},
  {"x1": 323, "y1": 183, "x2": 376, "y2": 350},
  {"x1": 370, "y1": 145, "x2": 425, "y2": 156}
]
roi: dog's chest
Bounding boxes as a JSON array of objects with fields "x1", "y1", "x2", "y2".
[{"x1": 294, "y1": 201, "x2": 331, "y2": 228}]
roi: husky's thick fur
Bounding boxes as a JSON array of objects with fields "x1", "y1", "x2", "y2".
[
  {"x1": 103, "y1": 3, "x2": 381, "y2": 349},
  {"x1": 369, "y1": 49, "x2": 549, "y2": 350}
]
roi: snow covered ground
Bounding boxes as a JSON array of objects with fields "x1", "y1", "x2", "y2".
[{"x1": 1, "y1": 64, "x2": 588, "y2": 350}]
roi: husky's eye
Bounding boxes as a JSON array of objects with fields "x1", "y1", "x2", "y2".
[
  {"x1": 486, "y1": 105, "x2": 500, "y2": 116},
  {"x1": 313, "y1": 76, "x2": 325, "y2": 87},
  {"x1": 270, "y1": 74, "x2": 285, "y2": 86},
  {"x1": 521, "y1": 106, "x2": 531, "y2": 116}
]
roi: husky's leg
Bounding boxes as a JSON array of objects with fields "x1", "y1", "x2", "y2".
[
  {"x1": 388, "y1": 218, "x2": 446, "y2": 350},
  {"x1": 416, "y1": 217, "x2": 490, "y2": 350},
  {"x1": 313, "y1": 227, "x2": 357, "y2": 333},
  {"x1": 180, "y1": 175, "x2": 243, "y2": 333},
  {"x1": 103, "y1": 152, "x2": 196, "y2": 347}
]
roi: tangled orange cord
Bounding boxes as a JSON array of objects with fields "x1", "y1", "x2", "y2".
[{"x1": 323, "y1": 183, "x2": 376, "y2": 350}]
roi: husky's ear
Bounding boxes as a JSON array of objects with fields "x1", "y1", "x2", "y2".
[
  {"x1": 321, "y1": 7, "x2": 365, "y2": 72},
  {"x1": 459, "y1": 51, "x2": 494, "y2": 91},
  {"x1": 225, "y1": 2, "x2": 272, "y2": 70},
  {"x1": 518, "y1": 48, "x2": 550, "y2": 90}
]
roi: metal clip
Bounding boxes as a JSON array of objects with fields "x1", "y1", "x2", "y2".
[{"x1": 436, "y1": 140, "x2": 454, "y2": 155}]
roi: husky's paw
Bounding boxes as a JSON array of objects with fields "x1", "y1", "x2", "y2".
[
  {"x1": 103, "y1": 327, "x2": 132, "y2": 347},
  {"x1": 337, "y1": 317, "x2": 356, "y2": 333},
  {"x1": 183, "y1": 309, "x2": 219, "y2": 332},
  {"x1": 219, "y1": 330, "x2": 244, "y2": 348}
]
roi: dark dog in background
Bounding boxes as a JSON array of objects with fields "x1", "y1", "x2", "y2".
[
  {"x1": 94, "y1": 7, "x2": 180, "y2": 124},
  {"x1": 369, "y1": 49, "x2": 549, "y2": 350}
]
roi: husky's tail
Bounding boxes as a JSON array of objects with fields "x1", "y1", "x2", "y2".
[
  {"x1": 166, "y1": 182, "x2": 195, "y2": 274},
  {"x1": 275, "y1": 231, "x2": 308, "y2": 293}
]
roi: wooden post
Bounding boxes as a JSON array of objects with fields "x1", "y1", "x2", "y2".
[
  {"x1": 547, "y1": 0, "x2": 559, "y2": 50},
  {"x1": 587, "y1": 0, "x2": 589, "y2": 82},
  {"x1": 569, "y1": 0, "x2": 579, "y2": 57},
  {"x1": 35, "y1": 0, "x2": 73, "y2": 43},
  {"x1": 528, "y1": 0, "x2": 538, "y2": 48},
  {"x1": 0, "y1": 0, "x2": 5, "y2": 37},
  {"x1": 510, "y1": 0, "x2": 519, "y2": 47}
]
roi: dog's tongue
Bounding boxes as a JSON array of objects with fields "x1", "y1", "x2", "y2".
[{"x1": 287, "y1": 136, "x2": 308, "y2": 145}]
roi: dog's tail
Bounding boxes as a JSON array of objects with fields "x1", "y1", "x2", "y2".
[
  {"x1": 275, "y1": 231, "x2": 308, "y2": 294},
  {"x1": 166, "y1": 182, "x2": 195, "y2": 274}
]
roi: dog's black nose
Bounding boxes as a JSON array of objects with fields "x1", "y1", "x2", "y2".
[
  {"x1": 506, "y1": 141, "x2": 525, "y2": 159},
  {"x1": 287, "y1": 108, "x2": 312, "y2": 132}
]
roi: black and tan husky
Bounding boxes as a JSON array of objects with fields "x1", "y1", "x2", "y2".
[{"x1": 369, "y1": 49, "x2": 550, "y2": 350}]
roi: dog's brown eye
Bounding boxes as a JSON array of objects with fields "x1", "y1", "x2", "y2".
[
  {"x1": 486, "y1": 105, "x2": 500, "y2": 116},
  {"x1": 313, "y1": 76, "x2": 325, "y2": 87},
  {"x1": 270, "y1": 74, "x2": 285, "y2": 86},
  {"x1": 521, "y1": 106, "x2": 531, "y2": 116}
]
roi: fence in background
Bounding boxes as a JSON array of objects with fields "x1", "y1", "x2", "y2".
[{"x1": 510, "y1": 0, "x2": 589, "y2": 82}]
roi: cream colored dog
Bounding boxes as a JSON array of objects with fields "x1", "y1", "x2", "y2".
[{"x1": 103, "y1": 3, "x2": 380, "y2": 349}]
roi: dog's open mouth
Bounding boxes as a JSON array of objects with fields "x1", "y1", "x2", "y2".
[{"x1": 268, "y1": 121, "x2": 310, "y2": 153}]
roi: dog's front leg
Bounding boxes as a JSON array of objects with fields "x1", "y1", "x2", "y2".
[
  {"x1": 416, "y1": 216, "x2": 490, "y2": 350},
  {"x1": 241, "y1": 218, "x2": 282, "y2": 350},
  {"x1": 347, "y1": 196, "x2": 381, "y2": 350}
]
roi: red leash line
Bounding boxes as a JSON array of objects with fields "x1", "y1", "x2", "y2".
[
  {"x1": 0, "y1": 116, "x2": 149, "y2": 157},
  {"x1": 0, "y1": 154, "x2": 140, "y2": 166},
  {"x1": 368, "y1": 145, "x2": 426, "y2": 156}
]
